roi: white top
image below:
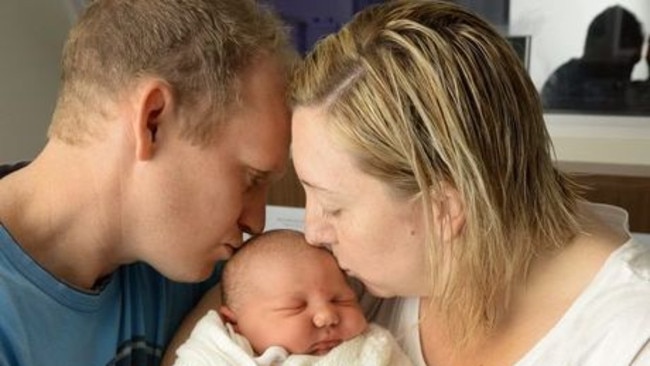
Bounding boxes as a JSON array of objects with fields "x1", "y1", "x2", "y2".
[
  {"x1": 173, "y1": 310, "x2": 413, "y2": 366},
  {"x1": 369, "y1": 203, "x2": 650, "y2": 365}
]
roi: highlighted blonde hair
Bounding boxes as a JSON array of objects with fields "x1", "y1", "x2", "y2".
[
  {"x1": 291, "y1": 0, "x2": 581, "y2": 345},
  {"x1": 50, "y1": 0, "x2": 293, "y2": 145}
]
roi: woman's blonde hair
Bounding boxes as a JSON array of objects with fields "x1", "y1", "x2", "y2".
[
  {"x1": 50, "y1": 0, "x2": 293, "y2": 145},
  {"x1": 291, "y1": 0, "x2": 581, "y2": 345}
]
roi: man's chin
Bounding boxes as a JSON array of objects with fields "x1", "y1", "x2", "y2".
[{"x1": 165, "y1": 263, "x2": 216, "y2": 283}]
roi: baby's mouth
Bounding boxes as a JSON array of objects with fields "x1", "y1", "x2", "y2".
[{"x1": 309, "y1": 339, "x2": 342, "y2": 355}]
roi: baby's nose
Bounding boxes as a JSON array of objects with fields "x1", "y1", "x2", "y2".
[{"x1": 313, "y1": 305, "x2": 339, "y2": 328}]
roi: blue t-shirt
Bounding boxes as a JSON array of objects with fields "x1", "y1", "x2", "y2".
[{"x1": 0, "y1": 225, "x2": 221, "y2": 365}]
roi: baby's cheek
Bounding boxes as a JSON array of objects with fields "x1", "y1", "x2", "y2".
[{"x1": 346, "y1": 309, "x2": 369, "y2": 339}]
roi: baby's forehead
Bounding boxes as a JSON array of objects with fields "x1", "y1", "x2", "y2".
[
  {"x1": 242, "y1": 248, "x2": 341, "y2": 289},
  {"x1": 227, "y1": 232, "x2": 327, "y2": 276},
  {"x1": 246, "y1": 244, "x2": 337, "y2": 279},
  {"x1": 240, "y1": 231, "x2": 331, "y2": 266},
  {"x1": 246, "y1": 259, "x2": 349, "y2": 299}
]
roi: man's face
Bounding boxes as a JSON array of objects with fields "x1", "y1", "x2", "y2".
[
  {"x1": 233, "y1": 249, "x2": 368, "y2": 355},
  {"x1": 126, "y1": 57, "x2": 291, "y2": 282}
]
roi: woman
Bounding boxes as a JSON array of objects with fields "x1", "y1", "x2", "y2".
[{"x1": 290, "y1": 1, "x2": 650, "y2": 365}]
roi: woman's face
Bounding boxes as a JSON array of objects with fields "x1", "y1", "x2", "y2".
[{"x1": 292, "y1": 106, "x2": 431, "y2": 298}]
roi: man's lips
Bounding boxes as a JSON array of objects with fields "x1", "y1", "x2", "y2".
[
  {"x1": 224, "y1": 243, "x2": 239, "y2": 251},
  {"x1": 220, "y1": 242, "x2": 242, "y2": 258},
  {"x1": 309, "y1": 339, "x2": 342, "y2": 355}
]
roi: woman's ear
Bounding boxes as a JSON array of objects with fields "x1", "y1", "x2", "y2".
[
  {"x1": 219, "y1": 305, "x2": 239, "y2": 328},
  {"x1": 131, "y1": 79, "x2": 175, "y2": 161},
  {"x1": 432, "y1": 181, "x2": 466, "y2": 243}
]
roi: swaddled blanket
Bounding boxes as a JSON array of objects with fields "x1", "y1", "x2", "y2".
[{"x1": 173, "y1": 310, "x2": 413, "y2": 366}]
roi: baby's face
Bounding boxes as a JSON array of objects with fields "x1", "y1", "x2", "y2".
[{"x1": 233, "y1": 250, "x2": 368, "y2": 355}]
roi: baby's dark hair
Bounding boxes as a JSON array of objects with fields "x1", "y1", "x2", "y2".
[{"x1": 221, "y1": 229, "x2": 316, "y2": 310}]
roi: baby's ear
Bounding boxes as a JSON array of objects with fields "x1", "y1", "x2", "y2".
[{"x1": 219, "y1": 305, "x2": 238, "y2": 326}]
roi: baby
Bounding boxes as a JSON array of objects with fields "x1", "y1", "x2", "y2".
[{"x1": 173, "y1": 229, "x2": 411, "y2": 365}]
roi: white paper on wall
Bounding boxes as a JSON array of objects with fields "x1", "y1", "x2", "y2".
[{"x1": 265, "y1": 205, "x2": 305, "y2": 232}]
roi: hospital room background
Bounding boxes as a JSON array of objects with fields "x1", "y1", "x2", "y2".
[{"x1": 1, "y1": 0, "x2": 648, "y2": 241}]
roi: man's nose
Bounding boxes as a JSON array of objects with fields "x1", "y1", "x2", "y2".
[
  {"x1": 313, "y1": 304, "x2": 339, "y2": 328},
  {"x1": 238, "y1": 190, "x2": 266, "y2": 235}
]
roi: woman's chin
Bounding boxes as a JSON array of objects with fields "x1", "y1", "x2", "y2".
[{"x1": 361, "y1": 282, "x2": 394, "y2": 298}]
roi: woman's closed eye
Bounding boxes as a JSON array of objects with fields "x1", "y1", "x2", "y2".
[
  {"x1": 246, "y1": 171, "x2": 265, "y2": 190},
  {"x1": 245, "y1": 167, "x2": 275, "y2": 193},
  {"x1": 321, "y1": 207, "x2": 342, "y2": 218}
]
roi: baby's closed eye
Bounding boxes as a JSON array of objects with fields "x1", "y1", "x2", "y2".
[
  {"x1": 333, "y1": 296, "x2": 357, "y2": 306},
  {"x1": 275, "y1": 302, "x2": 307, "y2": 315}
]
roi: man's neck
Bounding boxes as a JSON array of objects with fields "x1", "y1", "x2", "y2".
[{"x1": 0, "y1": 143, "x2": 125, "y2": 290}]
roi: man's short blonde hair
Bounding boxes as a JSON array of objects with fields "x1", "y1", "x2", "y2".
[{"x1": 50, "y1": 0, "x2": 294, "y2": 145}]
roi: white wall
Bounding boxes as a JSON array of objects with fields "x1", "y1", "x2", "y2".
[
  {"x1": 547, "y1": 114, "x2": 650, "y2": 175},
  {"x1": 0, "y1": 0, "x2": 75, "y2": 162},
  {"x1": 266, "y1": 205, "x2": 650, "y2": 241}
]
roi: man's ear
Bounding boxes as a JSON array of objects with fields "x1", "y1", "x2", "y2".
[
  {"x1": 432, "y1": 181, "x2": 466, "y2": 243},
  {"x1": 219, "y1": 305, "x2": 239, "y2": 328},
  {"x1": 131, "y1": 79, "x2": 175, "y2": 161}
]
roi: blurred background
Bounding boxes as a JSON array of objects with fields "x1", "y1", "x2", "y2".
[{"x1": 0, "y1": 0, "x2": 648, "y2": 234}]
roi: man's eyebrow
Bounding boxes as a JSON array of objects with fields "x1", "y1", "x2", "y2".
[
  {"x1": 251, "y1": 167, "x2": 285, "y2": 182},
  {"x1": 250, "y1": 168, "x2": 272, "y2": 180}
]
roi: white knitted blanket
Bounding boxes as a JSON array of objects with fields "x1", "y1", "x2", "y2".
[{"x1": 173, "y1": 310, "x2": 413, "y2": 366}]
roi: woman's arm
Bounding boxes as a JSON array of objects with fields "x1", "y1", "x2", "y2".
[{"x1": 161, "y1": 284, "x2": 223, "y2": 366}]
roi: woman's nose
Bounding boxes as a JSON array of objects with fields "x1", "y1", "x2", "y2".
[
  {"x1": 313, "y1": 304, "x2": 339, "y2": 328},
  {"x1": 304, "y1": 202, "x2": 334, "y2": 248}
]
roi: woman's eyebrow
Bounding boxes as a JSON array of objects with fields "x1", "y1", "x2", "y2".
[{"x1": 300, "y1": 179, "x2": 333, "y2": 193}]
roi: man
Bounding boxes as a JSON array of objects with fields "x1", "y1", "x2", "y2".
[
  {"x1": 541, "y1": 5, "x2": 644, "y2": 112},
  {"x1": 0, "y1": 0, "x2": 294, "y2": 364}
]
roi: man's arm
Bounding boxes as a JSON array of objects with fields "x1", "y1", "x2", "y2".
[{"x1": 161, "y1": 284, "x2": 223, "y2": 366}]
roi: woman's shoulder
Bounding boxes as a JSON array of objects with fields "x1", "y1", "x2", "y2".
[
  {"x1": 583, "y1": 200, "x2": 650, "y2": 281},
  {"x1": 564, "y1": 204, "x2": 650, "y2": 334},
  {"x1": 519, "y1": 228, "x2": 650, "y2": 365}
]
